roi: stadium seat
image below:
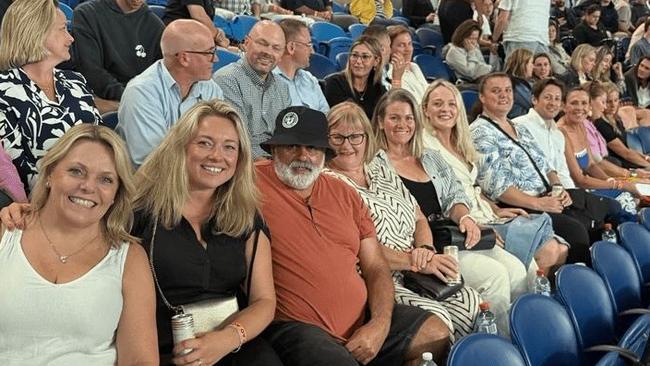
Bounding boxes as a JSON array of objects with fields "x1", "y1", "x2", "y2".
[
  {"x1": 310, "y1": 21, "x2": 347, "y2": 54},
  {"x1": 336, "y1": 52, "x2": 348, "y2": 71},
  {"x1": 149, "y1": 5, "x2": 165, "y2": 19},
  {"x1": 617, "y1": 37, "x2": 631, "y2": 63},
  {"x1": 59, "y1": 3, "x2": 73, "y2": 29},
  {"x1": 230, "y1": 15, "x2": 258, "y2": 43},
  {"x1": 461, "y1": 90, "x2": 479, "y2": 113},
  {"x1": 213, "y1": 14, "x2": 234, "y2": 40},
  {"x1": 101, "y1": 111, "x2": 119, "y2": 130},
  {"x1": 324, "y1": 36, "x2": 353, "y2": 62},
  {"x1": 146, "y1": 0, "x2": 168, "y2": 5},
  {"x1": 556, "y1": 264, "x2": 648, "y2": 365},
  {"x1": 561, "y1": 35, "x2": 578, "y2": 55},
  {"x1": 619, "y1": 222, "x2": 650, "y2": 302},
  {"x1": 414, "y1": 54, "x2": 454, "y2": 82},
  {"x1": 348, "y1": 23, "x2": 367, "y2": 40},
  {"x1": 212, "y1": 48, "x2": 241, "y2": 72},
  {"x1": 510, "y1": 294, "x2": 582, "y2": 366},
  {"x1": 306, "y1": 53, "x2": 338, "y2": 80},
  {"x1": 448, "y1": 333, "x2": 526, "y2": 366},
  {"x1": 415, "y1": 28, "x2": 443, "y2": 55},
  {"x1": 592, "y1": 241, "x2": 650, "y2": 333},
  {"x1": 331, "y1": 1, "x2": 348, "y2": 14}
]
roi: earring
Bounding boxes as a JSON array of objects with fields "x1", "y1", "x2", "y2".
[{"x1": 45, "y1": 180, "x2": 50, "y2": 188}]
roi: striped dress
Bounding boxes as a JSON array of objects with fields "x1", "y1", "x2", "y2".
[{"x1": 325, "y1": 150, "x2": 480, "y2": 341}]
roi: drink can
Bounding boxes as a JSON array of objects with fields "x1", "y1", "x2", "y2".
[
  {"x1": 551, "y1": 184, "x2": 564, "y2": 197},
  {"x1": 171, "y1": 313, "x2": 195, "y2": 355},
  {"x1": 443, "y1": 245, "x2": 462, "y2": 285}
]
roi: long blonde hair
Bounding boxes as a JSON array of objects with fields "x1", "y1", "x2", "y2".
[
  {"x1": 421, "y1": 80, "x2": 478, "y2": 163},
  {"x1": 570, "y1": 44, "x2": 596, "y2": 75},
  {"x1": 0, "y1": 0, "x2": 58, "y2": 70},
  {"x1": 371, "y1": 88, "x2": 424, "y2": 158},
  {"x1": 29, "y1": 124, "x2": 137, "y2": 247},
  {"x1": 327, "y1": 102, "x2": 378, "y2": 163},
  {"x1": 133, "y1": 100, "x2": 258, "y2": 237}
]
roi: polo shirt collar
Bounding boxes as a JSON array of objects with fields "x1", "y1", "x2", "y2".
[{"x1": 240, "y1": 58, "x2": 275, "y2": 88}]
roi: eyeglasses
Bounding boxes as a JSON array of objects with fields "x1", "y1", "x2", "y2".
[
  {"x1": 349, "y1": 53, "x2": 374, "y2": 62},
  {"x1": 178, "y1": 48, "x2": 218, "y2": 62},
  {"x1": 328, "y1": 133, "x2": 366, "y2": 146},
  {"x1": 291, "y1": 40, "x2": 313, "y2": 49}
]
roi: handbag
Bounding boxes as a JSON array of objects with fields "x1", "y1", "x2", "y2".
[
  {"x1": 402, "y1": 270, "x2": 464, "y2": 301},
  {"x1": 148, "y1": 220, "x2": 260, "y2": 334},
  {"x1": 429, "y1": 218, "x2": 497, "y2": 253}
]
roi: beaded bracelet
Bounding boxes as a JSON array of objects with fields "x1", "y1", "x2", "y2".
[{"x1": 227, "y1": 322, "x2": 247, "y2": 353}]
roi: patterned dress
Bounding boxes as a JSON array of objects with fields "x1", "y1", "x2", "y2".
[
  {"x1": 0, "y1": 68, "x2": 101, "y2": 191},
  {"x1": 326, "y1": 150, "x2": 481, "y2": 341}
]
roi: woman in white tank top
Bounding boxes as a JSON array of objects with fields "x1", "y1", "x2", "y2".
[{"x1": 0, "y1": 124, "x2": 158, "y2": 365}]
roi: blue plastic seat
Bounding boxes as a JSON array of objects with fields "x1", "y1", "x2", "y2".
[
  {"x1": 348, "y1": 23, "x2": 367, "y2": 40},
  {"x1": 335, "y1": 52, "x2": 348, "y2": 71},
  {"x1": 146, "y1": 0, "x2": 167, "y2": 5},
  {"x1": 59, "y1": 3, "x2": 73, "y2": 29},
  {"x1": 331, "y1": 1, "x2": 348, "y2": 13},
  {"x1": 415, "y1": 27, "x2": 443, "y2": 55},
  {"x1": 618, "y1": 222, "x2": 650, "y2": 304},
  {"x1": 325, "y1": 36, "x2": 353, "y2": 62},
  {"x1": 149, "y1": 4, "x2": 165, "y2": 19},
  {"x1": 230, "y1": 15, "x2": 258, "y2": 43},
  {"x1": 310, "y1": 21, "x2": 347, "y2": 54},
  {"x1": 616, "y1": 37, "x2": 631, "y2": 63},
  {"x1": 510, "y1": 294, "x2": 582, "y2": 366},
  {"x1": 448, "y1": 333, "x2": 526, "y2": 366},
  {"x1": 414, "y1": 54, "x2": 454, "y2": 81},
  {"x1": 212, "y1": 48, "x2": 241, "y2": 73},
  {"x1": 306, "y1": 53, "x2": 338, "y2": 80},
  {"x1": 460, "y1": 90, "x2": 478, "y2": 114},
  {"x1": 555, "y1": 264, "x2": 648, "y2": 365},
  {"x1": 213, "y1": 14, "x2": 233, "y2": 40},
  {"x1": 101, "y1": 111, "x2": 119, "y2": 130}
]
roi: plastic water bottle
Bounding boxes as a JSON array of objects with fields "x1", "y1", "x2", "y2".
[
  {"x1": 602, "y1": 223, "x2": 617, "y2": 243},
  {"x1": 474, "y1": 302, "x2": 498, "y2": 335},
  {"x1": 419, "y1": 352, "x2": 437, "y2": 366},
  {"x1": 533, "y1": 269, "x2": 551, "y2": 296}
]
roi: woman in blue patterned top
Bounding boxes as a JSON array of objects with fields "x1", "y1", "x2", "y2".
[{"x1": 0, "y1": 0, "x2": 102, "y2": 192}]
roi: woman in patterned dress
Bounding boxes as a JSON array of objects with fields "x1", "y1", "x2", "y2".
[
  {"x1": 370, "y1": 88, "x2": 535, "y2": 337},
  {"x1": 325, "y1": 100, "x2": 482, "y2": 342},
  {"x1": 0, "y1": 0, "x2": 102, "y2": 192}
]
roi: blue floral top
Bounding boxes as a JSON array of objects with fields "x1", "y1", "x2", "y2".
[
  {"x1": 0, "y1": 68, "x2": 101, "y2": 190},
  {"x1": 470, "y1": 116, "x2": 552, "y2": 201}
]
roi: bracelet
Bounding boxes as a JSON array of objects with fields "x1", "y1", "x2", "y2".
[
  {"x1": 458, "y1": 214, "x2": 475, "y2": 225},
  {"x1": 227, "y1": 322, "x2": 247, "y2": 353},
  {"x1": 419, "y1": 244, "x2": 436, "y2": 252}
]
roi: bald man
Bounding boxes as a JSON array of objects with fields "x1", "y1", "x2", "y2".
[
  {"x1": 213, "y1": 21, "x2": 291, "y2": 160},
  {"x1": 116, "y1": 19, "x2": 224, "y2": 167}
]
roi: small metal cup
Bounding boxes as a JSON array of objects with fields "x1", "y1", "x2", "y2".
[{"x1": 551, "y1": 184, "x2": 564, "y2": 197}]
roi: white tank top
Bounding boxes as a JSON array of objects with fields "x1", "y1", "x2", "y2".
[{"x1": 0, "y1": 229, "x2": 129, "y2": 365}]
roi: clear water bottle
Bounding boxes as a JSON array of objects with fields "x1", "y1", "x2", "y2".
[
  {"x1": 602, "y1": 223, "x2": 617, "y2": 243},
  {"x1": 533, "y1": 269, "x2": 551, "y2": 296},
  {"x1": 419, "y1": 352, "x2": 437, "y2": 366},
  {"x1": 474, "y1": 302, "x2": 498, "y2": 335}
]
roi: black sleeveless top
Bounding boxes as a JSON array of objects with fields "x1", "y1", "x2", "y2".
[{"x1": 399, "y1": 176, "x2": 443, "y2": 220}]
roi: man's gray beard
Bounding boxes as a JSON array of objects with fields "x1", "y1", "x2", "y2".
[{"x1": 273, "y1": 159, "x2": 324, "y2": 190}]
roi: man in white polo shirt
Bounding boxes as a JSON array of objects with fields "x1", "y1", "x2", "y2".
[{"x1": 492, "y1": 0, "x2": 551, "y2": 58}]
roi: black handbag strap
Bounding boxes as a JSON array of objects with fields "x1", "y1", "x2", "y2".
[
  {"x1": 245, "y1": 228, "x2": 260, "y2": 298},
  {"x1": 480, "y1": 114, "x2": 552, "y2": 193},
  {"x1": 148, "y1": 220, "x2": 182, "y2": 314}
]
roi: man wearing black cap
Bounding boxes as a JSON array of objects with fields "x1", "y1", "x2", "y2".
[{"x1": 256, "y1": 106, "x2": 447, "y2": 366}]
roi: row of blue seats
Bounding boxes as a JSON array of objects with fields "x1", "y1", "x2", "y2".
[{"x1": 450, "y1": 210, "x2": 650, "y2": 365}]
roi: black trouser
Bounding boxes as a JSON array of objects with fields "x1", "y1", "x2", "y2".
[{"x1": 546, "y1": 212, "x2": 592, "y2": 265}]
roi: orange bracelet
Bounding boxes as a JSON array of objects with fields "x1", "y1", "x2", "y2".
[{"x1": 227, "y1": 322, "x2": 247, "y2": 353}]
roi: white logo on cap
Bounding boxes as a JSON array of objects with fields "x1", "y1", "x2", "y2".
[{"x1": 282, "y1": 112, "x2": 299, "y2": 128}]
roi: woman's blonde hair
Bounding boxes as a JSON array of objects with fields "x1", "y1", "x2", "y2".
[
  {"x1": 133, "y1": 99, "x2": 258, "y2": 237},
  {"x1": 345, "y1": 35, "x2": 384, "y2": 92},
  {"x1": 421, "y1": 80, "x2": 478, "y2": 163},
  {"x1": 592, "y1": 46, "x2": 614, "y2": 82},
  {"x1": 30, "y1": 124, "x2": 137, "y2": 247},
  {"x1": 327, "y1": 102, "x2": 378, "y2": 163},
  {"x1": 570, "y1": 44, "x2": 596, "y2": 74},
  {"x1": 371, "y1": 88, "x2": 424, "y2": 158},
  {"x1": 505, "y1": 48, "x2": 533, "y2": 80},
  {"x1": 0, "y1": 0, "x2": 59, "y2": 71}
]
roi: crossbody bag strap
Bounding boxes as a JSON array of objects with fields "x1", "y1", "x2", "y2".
[
  {"x1": 245, "y1": 228, "x2": 261, "y2": 297},
  {"x1": 148, "y1": 220, "x2": 183, "y2": 314},
  {"x1": 480, "y1": 114, "x2": 552, "y2": 193}
]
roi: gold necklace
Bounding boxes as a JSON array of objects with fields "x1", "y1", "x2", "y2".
[{"x1": 38, "y1": 216, "x2": 100, "y2": 264}]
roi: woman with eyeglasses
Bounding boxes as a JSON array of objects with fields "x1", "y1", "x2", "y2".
[
  {"x1": 322, "y1": 35, "x2": 387, "y2": 119},
  {"x1": 324, "y1": 101, "x2": 481, "y2": 351}
]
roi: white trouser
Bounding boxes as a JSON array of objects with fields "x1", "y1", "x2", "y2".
[{"x1": 458, "y1": 246, "x2": 536, "y2": 337}]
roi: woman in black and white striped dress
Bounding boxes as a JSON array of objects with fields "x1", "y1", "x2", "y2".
[{"x1": 324, "y1": 101, "x2": 481, "y2": 341}]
